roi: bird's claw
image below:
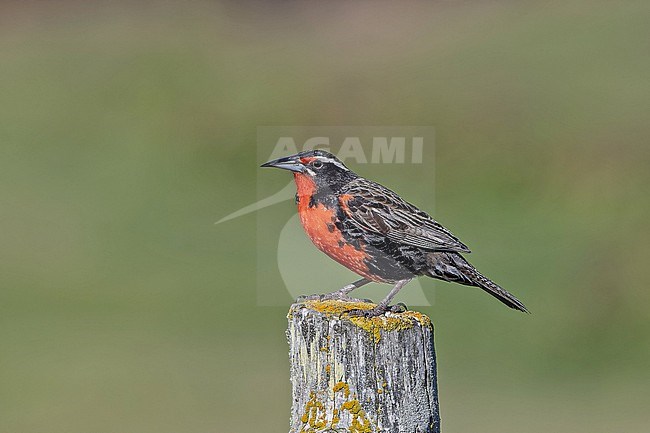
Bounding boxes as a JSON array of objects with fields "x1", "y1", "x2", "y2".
[
  {"x1": 296, "y1": 294, "x2": 324, "y2": 302},
  {"x1": 348, "y1": 305, "x2": 387, "y2": 318},
  {"x1": 347, "y1": 303, "x2": 408, "y2": 317},
  {"x1": 389, "y1": 303, "x2": 408, "y2": 313},
  {"x1": 296, "y1": 292, "x2": 372, "y2": 304}
]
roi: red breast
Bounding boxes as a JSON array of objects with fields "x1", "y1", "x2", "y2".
[{"x1": 293, "y1": 173, "x2": 377, "y2": 281}]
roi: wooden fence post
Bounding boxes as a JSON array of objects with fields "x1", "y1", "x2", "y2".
[{"x1": 287, "y1": 300, "x2": 440, "y2": 433}]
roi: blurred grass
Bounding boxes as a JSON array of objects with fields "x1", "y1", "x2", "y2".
[{"x1": 0, "y1": 1, "x2": 649, "y2": 432}]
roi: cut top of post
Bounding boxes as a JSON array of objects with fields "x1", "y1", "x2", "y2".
[{"x1": 288, "y1": 300, "x2": 432, "y2": 343}]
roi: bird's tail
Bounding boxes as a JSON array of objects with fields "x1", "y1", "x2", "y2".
[{"x1": 426, "y1": 252, "x2": 529, "y2": 313}]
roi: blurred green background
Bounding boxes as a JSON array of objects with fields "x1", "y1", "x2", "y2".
[{"x1": 1, "y1": 1, "x2": 649, "y2": 432}]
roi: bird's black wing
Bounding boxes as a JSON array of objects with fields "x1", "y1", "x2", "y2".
[{"x1": 340, "y1": 178, "x2": 471, "y2": 253}]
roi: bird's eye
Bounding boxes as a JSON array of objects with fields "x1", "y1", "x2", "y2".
[{"x1": 312, "y1": 160, "x2": 323, "y2": 169}]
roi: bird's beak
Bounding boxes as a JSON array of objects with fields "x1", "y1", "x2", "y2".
[{"x1": 260, "y1": 156, "x2": 305, "y2": 173}]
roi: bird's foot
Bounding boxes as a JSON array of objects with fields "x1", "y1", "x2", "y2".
[
  {"x1": 295, "y1": 294, "x2": 324, "y2": 302},
  {"x1": 389, "y1": 302, "x2": 408, "y2": 313},
  {"x1": 296, "y1": 292, "x2": 373, "y2": 304},
  {"x1": 348, "y1": 302, "x2": 408, "y2": 318}
]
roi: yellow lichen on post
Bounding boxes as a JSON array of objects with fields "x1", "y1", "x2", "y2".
[
  {"x1": 333, "y1": 381, "x2": 351, "y2": 399},
  {"x1": 291, "y1": 299, "x2": 432, "y2": 343},
  {"x1": 300, "y1": 392, "x2": 328, "y2": 430},
  {"x1": 341, "y1": 399, "x2": 372, "y2": 433},
  {"x1": 298, "y1": 382, "x2": 374, "y2": 433},
  {"x1": 335, "y1": 382, "x2": 372, "y2": 433}
]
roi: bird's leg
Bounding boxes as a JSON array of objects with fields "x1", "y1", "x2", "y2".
[
  {"x1": 296, "y1": 278, "x2": 372, "y2": 303},
  {"x1": 349, "y1": 279, "x2": 412, "y2": 317},
  {"x1": 327, "y1": 278, "x2": 371, "y2": 299}
]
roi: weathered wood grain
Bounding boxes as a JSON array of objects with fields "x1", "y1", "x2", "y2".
[{"x1": 287, "y1": 300, "x2": 440, "y2": 433}]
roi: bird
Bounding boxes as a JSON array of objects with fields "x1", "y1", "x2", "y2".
[{"x1": 261, "y1": 149, "x2": 528, "y2": 316}]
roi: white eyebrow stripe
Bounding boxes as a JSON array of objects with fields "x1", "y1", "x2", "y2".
[{"x1": 314, "y1": 156, "x2": 349, "y2": 171}]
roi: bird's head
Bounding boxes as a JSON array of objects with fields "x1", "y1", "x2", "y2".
[{"x1": 261, "y1": 150, "x2": 356, "y2": 193}]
